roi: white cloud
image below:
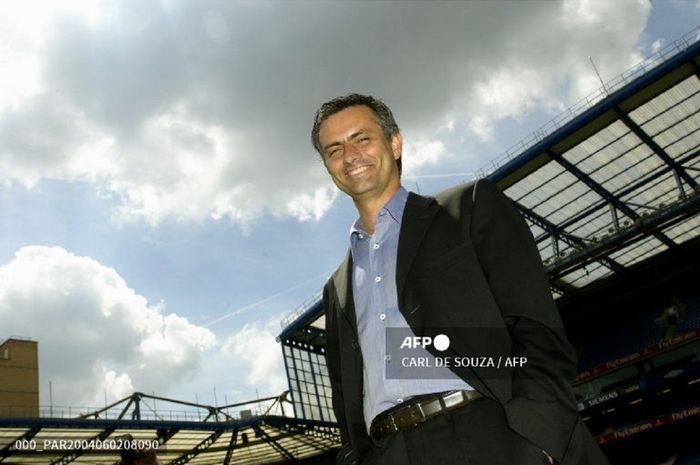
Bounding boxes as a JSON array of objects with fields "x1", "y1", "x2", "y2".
[
  {"x1": 651, "y1": 38, "x2": 665, "y2": 53},
  {"x1": 220, "y1": 320, "x2": 287, "y2": 395},
  {"x1": 402, "y1": 139, "x2": 448, "y2": 175},
  {"x1": 103, "y1": 369, "x2": 135, "y2": 401},
  {"x1": 468, "y1": 67, "x2": 552, "y2": 141},
  {"x1": 0, "y1": 0, "x2": 653, "y2": 225},
  {"x1": 459, "y1": 0, "x2": 651, "y2": 141},
  {"x1": 0, "y1": 246, "x2": 216, "y2": 407},
  {"x1": 285, "y1": 186, "x2": 339, "y2": 223}
]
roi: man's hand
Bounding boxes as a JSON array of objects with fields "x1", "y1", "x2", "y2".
[
  {"x1": 542, "y1": 450, "x2": 555, "y2": 464},
  {"x1": 336, "y1": 444, "x2": 357, "y2": 465}
]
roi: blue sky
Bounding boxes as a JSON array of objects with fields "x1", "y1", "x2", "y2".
[{"x1": 0, "y1": 0, "x2": 698, "y2": 410}]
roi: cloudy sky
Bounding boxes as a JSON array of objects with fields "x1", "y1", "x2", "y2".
[{"x1": 0, "y1": 0, "x2": 698, "y2": 413}]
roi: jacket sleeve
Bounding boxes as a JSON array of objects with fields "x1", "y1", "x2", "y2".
[
  {"x1": 469, "y1": 179, "x2": 580, "y2": 462},
  {"x1": 323, "y1": 282, "x2": 359, "y2": 465}
]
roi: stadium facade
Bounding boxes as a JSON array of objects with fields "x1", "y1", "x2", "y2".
[{"x1": 1, "y1": 26, "x2": 699, "y2": 465}]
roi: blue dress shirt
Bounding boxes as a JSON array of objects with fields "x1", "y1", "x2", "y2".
[{"x1": 350, "y1": 186, "x2": 473, "y2": 431}]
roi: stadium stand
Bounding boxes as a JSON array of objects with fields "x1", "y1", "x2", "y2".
[
  {"x1": 2, "y1": 25, "x2": 699, "y2": 465},
  {"x1": 278, "y1": 26, "x2": 700, "y2": 465},
  {"x1": 0, "y1": 390, "x2": 339, "y2": 464}
]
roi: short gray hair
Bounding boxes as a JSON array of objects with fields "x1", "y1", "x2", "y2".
[{"x1": 311, "y1": 93, "x2": 401, "y2": 173}]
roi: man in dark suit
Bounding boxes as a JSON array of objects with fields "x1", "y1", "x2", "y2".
[{"x1": 311, "y1": 94, "x2": 609, "y2": 465}]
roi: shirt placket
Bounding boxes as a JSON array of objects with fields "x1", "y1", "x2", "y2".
[{"x1": 372, "y1": 212, "x2": 398, "y2": 403}]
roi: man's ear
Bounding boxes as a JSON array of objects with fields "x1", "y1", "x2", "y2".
[{"x1": 391, "y1": 133, "x2": 403, "y2": 160}]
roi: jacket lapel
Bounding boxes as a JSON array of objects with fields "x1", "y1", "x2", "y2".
[
  {"x1": 396, "y1": 192, "x2": 440, "y2": 304},
  {"x1": 332, "y1": 191, "x2": 439, "y2": 334},
  {"x1": 332, "y1": 249, "x2": 358, "y2": 336}
]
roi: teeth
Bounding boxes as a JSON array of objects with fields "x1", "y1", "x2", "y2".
[{"x1": 347, "y1": 166, "x2": 369, "y2": 176}]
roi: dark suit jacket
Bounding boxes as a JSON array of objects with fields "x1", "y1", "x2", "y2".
[{"x1": 323, "y1": 179, "x2": 609, "y2": 465}]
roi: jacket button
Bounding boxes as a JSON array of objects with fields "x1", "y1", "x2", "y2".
[{"x1": 351, "y1": 340, "x2": 359, "y2": 350}]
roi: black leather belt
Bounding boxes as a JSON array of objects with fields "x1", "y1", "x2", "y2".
[{"x1": 369, "y1": 390, "x2": 482, "y2": 440}]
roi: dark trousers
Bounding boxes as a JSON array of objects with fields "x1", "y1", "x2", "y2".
[{"x1": 363, "y1": 397, "x2": 551, "y2": 465}]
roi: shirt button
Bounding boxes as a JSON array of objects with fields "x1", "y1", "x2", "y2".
[
  {"x1": 373, "y1": 243, "x2": 380, "y2": 249},
  {"x1": 379, "y1": 313, "x2": 386, "y2": 320},
  {"x1": 385, "y1": 355, "x2": 391, "y2": 362},
  {"x1": 375, "y1": 276, "x2": 382, "y2": 283},
  {"x1": 396, "y1": 398, "x2": 404, "y2": 404}
]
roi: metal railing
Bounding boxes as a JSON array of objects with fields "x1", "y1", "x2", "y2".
[
  {"x1": 279, "y1": 289, "x2": 323, "y2": 330},
  {"x1": 1, "y1": 391, "x2": 290, "y2": 422},
  {"x1": 475, "y1": 26, "x2": 700, "y2": 179}
]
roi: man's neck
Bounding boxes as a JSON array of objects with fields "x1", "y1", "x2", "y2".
[{"x1": 353, "y1": 183, "x2": 401, "y2": 235}]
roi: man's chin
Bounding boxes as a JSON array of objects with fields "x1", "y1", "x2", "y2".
[{"x1": 339, "y1": 182, "x2": 374, "y2": 198}]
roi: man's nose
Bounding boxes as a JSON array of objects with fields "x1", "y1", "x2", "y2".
[{"x1": 343, "y1": 142, "x2": 361, "y2": 163}]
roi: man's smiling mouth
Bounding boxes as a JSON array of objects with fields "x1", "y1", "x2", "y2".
[{"x1": 346, "y1": 165, "x2": 371, "y2": 177}]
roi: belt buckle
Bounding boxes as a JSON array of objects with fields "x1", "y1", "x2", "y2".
[
  {"x1": 416, "y1": 402, "x2": 426, "y2": 421},
  {"x1": 389, "y1": 413, "x2": 398, "y2": 433},
  {"x1": 444, "y1": 390, "x2": 461, "y2": 408}
]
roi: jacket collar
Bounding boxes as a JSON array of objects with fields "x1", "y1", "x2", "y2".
[
  {"x1": 332, "y1": 249, "x2": 357, "y2": 333},
  {"x1": 332, "y1": 191, "x2": 439, "y2": 324},
  {"x1": 396, "y1": 192, "x2": 440, "y2": 300}
]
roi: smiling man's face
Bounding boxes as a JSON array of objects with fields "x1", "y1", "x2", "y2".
[{"x1": 318, "y1": 105, "x2": 402, "y2": 204}]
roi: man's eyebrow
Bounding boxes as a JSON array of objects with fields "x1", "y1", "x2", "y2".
[
  {"x1": 322, "y1": 141, "x2": 342, "y2": 153},
  {"x1": 347, "y1": 130, "x2": 368, "y2": 141},
  {"x1": 322, "y1": 130, "x2": 369, "y2": 152}
]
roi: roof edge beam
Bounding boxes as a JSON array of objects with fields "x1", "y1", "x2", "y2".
[{"x1": 615, "y1": 109, "x2": 698, "y2": 193}]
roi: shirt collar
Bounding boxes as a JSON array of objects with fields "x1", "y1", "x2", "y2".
[
  {"x1": 382, "y1": 186, "x2": 409, "y2": 225},
  {"x1": 349, "y1": 186, "x2": 408, "y2": 238}
]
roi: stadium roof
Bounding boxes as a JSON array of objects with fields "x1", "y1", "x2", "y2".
[
  {"x1": 0, "y1": 393, "x2": 338, "y2": 465},
  {"x1": 3, "y1": 26, "x2": 699, "y2": 465},
  {"x1": 279, "y1": 26, "x2": 700, "y2": 341},
  {"x1": 488, "y1": 28, "x2": 700, "y2": 298}
]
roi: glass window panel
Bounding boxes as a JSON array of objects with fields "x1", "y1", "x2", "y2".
[
  {"x1": 311, "y1": 406, "x2": 320, "y2": 420},
  {"x1": 630, "y1": 76, "x2": 700, "y2": 126},
  {"x1": 665, "y1": 128, "x2": 700, "y2": 158},
  {"x1": 663, "y1": 216, "x2": 700, "y2": 244},
  {"x1": 609, "y1": 236, "x2": 668, "y2": 266},
  {"x1": 559, "y1": 263, "x2": 612, "y2": 288}
]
